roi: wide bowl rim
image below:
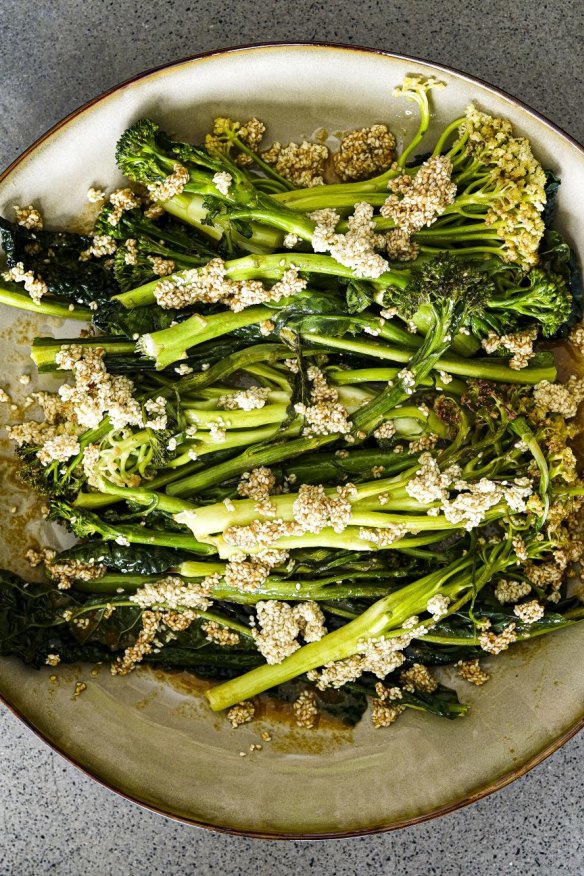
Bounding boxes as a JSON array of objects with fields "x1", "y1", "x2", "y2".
[{"x1": 1, "y1": 40, "x2": 583, "y2": 840}]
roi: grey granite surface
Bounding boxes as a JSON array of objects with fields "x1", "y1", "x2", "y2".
[{"x1": 1, "y1": 1, "x2": 583, "y2": 873}]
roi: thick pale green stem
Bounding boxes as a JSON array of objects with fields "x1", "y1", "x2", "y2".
[
  {"x1": 205, "y1": 559, "x2": 479, "y2": 711},
  {"x1": 31, "y1": 336, "x2": 136, "y2": 371},
  {"x1": 114, "y1": 251, "x2": 407, "y2": 310},
  {"x1": 0, "y1": 284, "x2": 91, "y2": 321},
  {"x1": 210, "y1": 530, "x2": 449, "y2": 558},
  {"x1": 306, "y1": 335, "x2": 556, "y2": 384},
  {"x1": 140, "y1": 306, "x2": 272, "y2": 369}
]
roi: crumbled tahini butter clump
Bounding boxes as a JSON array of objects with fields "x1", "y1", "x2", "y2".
[
  {"x1": 223, "y1": 518, "x2": 300, "y2": 551},
  {"x1": 373, "y1": 420, "x2": 396, "y2": 442},
  {"x1": 111, "y1": 610, "x2": 160, "y2": 676},
  {"x1": 149, "y1": 255, "x2": 175, "y2": 277},
  {"x1": 494, "y1": 578, "x2": 531, "y2": 604},
  {"x1": 309, "y1": 638, "x2": 408, "y2": 690},
  {"x1": 212, "y1": 171, "x2": 233, "y2": 196},
  {"x1": 405, "y1": 453, "x2": 532, "y2": 530},
  {"x1": 478, "y1": 623, "x2": 517, "y2": 655},
  {"x1": 45, "y1": 654, "x2": 61, "y2": 667},
  {"x1": 106, "y1": 187, "x2": 142, "y2": 225},
  {"x1": 252, "y1": 600, "x2": 326, "y2": 664},
  {"x1": 227, "y1": 700, "x2": 255, "y2": 728},
  {"x1": 153, "y1": 259, "x2": 306, "y2": 311},
  {"x1": 533, "y1": 377, "x2": 584, "y2": 419},
  {"x1": 400, "y1": 663, "x2": 438, "y2": 694},
  {"x1": 426, "y1": 593, "x2": 451, "y2": 620},
  {"x1": 144, "y1": 396, "x2": 168, "y2": 431},
  {"x1": 309, "y1": 202, "x2": 389, "y2": 279},
  {"x1": 147, "y1": 164, "x2": 190, "y2": 202},
  {"x1": 381, "y1": 153, "x2": 457, "y2": 259},
  {"x1": 293, "y1": 690, "x2": 318, "y2": 728},
  {"x1": 262, "y1": 139, "x2": 329, "y2": 187},
  {"x1": 513, "y1": 599, "x2": 545, "y2": 624},
  {"x1": 481, "y1": 326, "x2": 537, "y2": 370},
  {"x1": 224, "y1": 555, "x2": 275, "y2": 591},
  {"x1": 36, "y1": 434, "x2": 81, "y2": 467},
  {"x1": 56, "y1": 345, "x2": 143, "y2": 431},
  {"x1": 237, "y1": 466, "x2": 276, "y2": 516},
  {"x1": 333, "y1": 125, "x2": 396, "y2": 181},
  {"x1": 129, "y1": 575, "x2": 213, "y2": 611},
  {"x1": 456, "y1": 659, "x2": 490, "y2": 686},
  {"x1": 79, "y1": 234, "x2": 117, "y2": 261},
  {"x1": 13, "y1": 204, "x2": 43, "y2": 230},
  {"x1": 202, "y1": 620, "x2": 240, "y2": 647},
  {"x1": 292, "y1": 483, "x2": 354, "y2": 535},
  {"x1": 569, "y1": 323, "x2": 584, "y2": 355},
  {"x1": 252, "y1": 600, "x2": 302, "y2": 664},
  {"x1": 371, "y1": 698, "x2": 406, "y2": 729},
  {"x1": 294, "y1": 365, "x2": 351, "y2": 436},
  {"x1": 358, "y1": 525, "x2": 407, "y2": 547},
  {"x1": 47, "y1": 558, "x2": 107, "y2": 591},
  {"x1": 2, "y1": 262, "x2": 48, "y2": 304},
  {"x1": 219, "y1": 386, "x2": 270, "y2": 411},
  {"x1": 87, "y1": 187, "x2": 106, "y2": 203}
]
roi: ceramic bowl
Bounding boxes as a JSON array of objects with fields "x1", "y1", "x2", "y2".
[{"x1": 1, "y1": 43, "x2": 583, "y2": 838}]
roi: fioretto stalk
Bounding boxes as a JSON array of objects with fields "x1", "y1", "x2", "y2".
[{"x1": 205, "y1": 551, "x2": 508, "y2": 711}]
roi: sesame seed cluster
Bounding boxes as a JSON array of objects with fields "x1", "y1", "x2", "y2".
[
  {"x1": 481, "y1": 326, "x2": 537, "y2": 370},
  {"x1": 262, "y1": 140, "x2": 329, "y2": 188},
  {"x1": 310, "y1": 202, "x2": 389, "y2": 279},
  {"x1": 381, "y1": 155, "x2": 457, "y2": 260},
  {"x1": 333, "y1": 125, "x2": 396, "y2": 182},
  {"x1": 153, "y1": 259, "x2": 306, "y2": 311},
  {"x1": 252, "y1": 599, "x2": 327, "y2": 664},
  {"x1": 294, "y1": 366, "x2": 351, "y2": 436}
]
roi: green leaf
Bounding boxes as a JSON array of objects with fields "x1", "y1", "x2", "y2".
[
  {"x1": 0, "y1": 217, "x2": 119, "y2": 305},
  {"x1": 56, "y1": 542, "x2": 189, "y2": 575},
  {"x1": 345, "y1": 281, "x2": 374, "y2": 314}
]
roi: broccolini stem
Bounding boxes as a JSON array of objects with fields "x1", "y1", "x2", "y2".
[
  {"x1": 93, "y1": 525, "x2": 214, "y2": 553},
  {"x1": 424, "y1": 608, "x2": 584, "y2": 646},
  {"x1": 72, "y1": 570, "x2": 403, "y2": 603},
  {"x1": 138, "y1": 305, "x2": 274, "y2": 369},
  {"x1": 205, "y1": 555, "x2": 492, "y2": 711},
  {"x1": 112, "y1": 252, "x2": 408, "y2": 310},
  {"x1": 73, "y1": 493, "x2": 121, "y2": 509},
  {"x1": 329, "y1": 366, "x2": 466, "y2": 394},
  {"x1": 0, "y1": 284, "x2": 92, "y2": 321},
  {"x1": 31, "y1": 336, "x2": 136, "y2": 371},
  {"x1": 305, "y1": 335, "x2": 557, "y2": 384},
  {"x1": 151, "y1": 192, "x2": 286, "y2": 253},
  {"x1": 277, "y1": 191, "x2": 390, "y2": 213},
  {"x1": 167, "y1": 421, "x2": 303, "y2": 467},
  {"x1": 160, "y1": 343, "x2": 297, "y2": 394},
  {"x1": 210, "y1": 531, "x2": 453, "y2": 558}
]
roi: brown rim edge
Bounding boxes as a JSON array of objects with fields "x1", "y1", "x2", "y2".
[{"x1": 1, "y1": 41, "x2": 583, "y2": 840}]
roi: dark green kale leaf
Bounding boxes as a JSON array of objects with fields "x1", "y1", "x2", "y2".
[
  {"x1": 0, "y1": 570, "x2": 79, "y2": 666},
  {"x1": 345, "y1": 280, "x2": 374, "y2": 314},
  {"x1": 542, "y1": 170, "x2": 561, "y2": 229},
  {"x1": 539, "y1": 228, "x2": 583, "y2": 333},
  {"x1": 92, "y1": 299, "x2": 179, "y2": 337},
  {"x1": 0, "y1": 217, "x2": 119, "y2": 305},
  {"x1": 147, "y1": 646, "x2": 263, "y2": 678},
  {"x1": 55, "y1": 542, "x2": 191, "y2": 575}
]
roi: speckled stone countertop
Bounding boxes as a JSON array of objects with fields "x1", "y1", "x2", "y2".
[{"x1": 1, "y1": 2, "x2": 583, "y2": 873}]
